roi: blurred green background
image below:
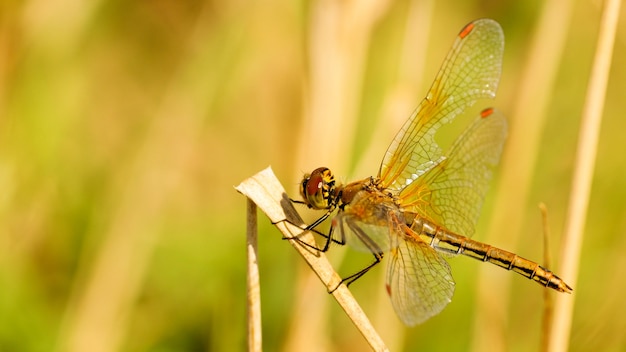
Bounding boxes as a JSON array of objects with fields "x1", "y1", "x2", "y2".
[{"x1": 1, "y1": 0, "x2": 625, "y2": 351}]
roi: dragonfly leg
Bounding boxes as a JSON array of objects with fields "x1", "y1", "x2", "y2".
[
  {"x1": 328, "y1": 218, "x2": 385, "y2": 293},
  {"x1": 328, "y1": 250, "x2": 384, "y2": 294},
  {"x1": 275, "y1": 209, "x2": 344, "y2": 252}
]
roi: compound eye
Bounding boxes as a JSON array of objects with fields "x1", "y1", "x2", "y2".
[
  {"x1": 299, "y1": 167, "x2": 334, "y2": 209},
  {"x1": 306, "y1": 173, "x2": 323, "y2": 199}
]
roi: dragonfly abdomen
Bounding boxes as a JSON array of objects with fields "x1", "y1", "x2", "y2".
[{"x1": 412, "y1": 218, "x2": 573, "y2": 293}]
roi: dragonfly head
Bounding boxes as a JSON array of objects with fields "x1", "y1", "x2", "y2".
[{"x1": 299, "y1": 167, "x2": 337, "y2": 210}]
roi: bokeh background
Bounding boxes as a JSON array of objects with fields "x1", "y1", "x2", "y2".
[{"x1": 1, "y1": 0, "x2": 626, "y2": 351}]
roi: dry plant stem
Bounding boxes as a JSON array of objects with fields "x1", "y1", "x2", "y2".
[
  {"x1": 235, "y1": 167, "x2": 389, "y2": 352},
  {"x1": 246, "y1": 199, "x2": 262, "y2": 352},
  {"x1": 548, "y1": 0, "x2": 622, "y2": 350}
]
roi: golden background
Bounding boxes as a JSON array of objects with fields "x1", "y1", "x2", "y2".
[{"x1": 1, "y1": 0, "x2": 625, "y2": 351}]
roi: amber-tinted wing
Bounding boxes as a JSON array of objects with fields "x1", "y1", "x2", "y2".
[
  {"x1": 386, "y1": 228, "x2": 455, "y2": 326},
  {"x1": 398, "y1": 108, "x2": 507, "y2": 237},
  {"x1": 378, "y1": 19, "x2": 503, "y2": 192}
]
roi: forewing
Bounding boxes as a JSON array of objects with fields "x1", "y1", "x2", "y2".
[
  {"x1": 398, "y1": 108, "x2": 507, "y2": 237},
  {"x1": 379, "y1": 19, "x2": 504, "y2": 191},
  {"x1": 386, "y1": 229, "x2": 455, "y2": 326}
]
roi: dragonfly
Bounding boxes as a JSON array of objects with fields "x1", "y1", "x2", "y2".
[{"x1": 294, "y1": 19, "x2": 573, "y2": 326}]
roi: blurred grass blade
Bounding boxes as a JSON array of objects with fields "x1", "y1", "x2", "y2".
[
  {"x1": 539, "y1": 203, "x2": 554, "y2": 352},
  {"x1": 548, "y1": 0, "x2": 622, "y2": 351},
  {"x1": 471, "y1": 1, "x2": 573, "y2": 349}
]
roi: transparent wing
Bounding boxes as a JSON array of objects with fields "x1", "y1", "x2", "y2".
[
  {"x1": 398, "y1": 108, "x2": 507, "y2": 237},
  {"x1": 378, "y1": 19, "x2": 504, "y2": 191},
  {"x1": 386, "y1": 228, "x2": 455, "y2": 326}
]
